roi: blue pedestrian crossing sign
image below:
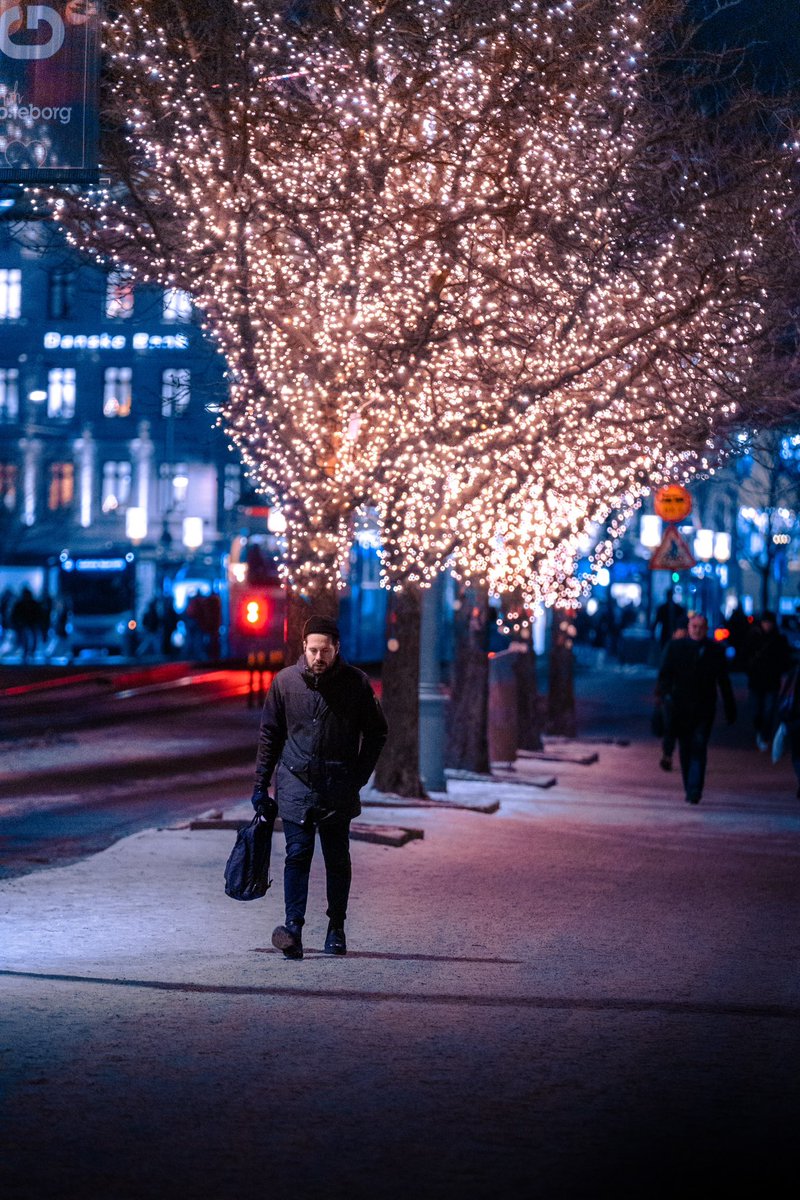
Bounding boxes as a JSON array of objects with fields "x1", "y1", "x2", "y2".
[{"x1": 648, "y1": 525, "x2": 696, "y2": 571}]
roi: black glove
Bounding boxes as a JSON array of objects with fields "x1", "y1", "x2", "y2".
[{"x1": 251, "y1": 788, "x2": 276, "y2": 817}]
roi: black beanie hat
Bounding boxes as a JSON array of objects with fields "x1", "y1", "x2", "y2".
[{"x1": 302, "y1": 616, "x2": 341, "y2": 642}]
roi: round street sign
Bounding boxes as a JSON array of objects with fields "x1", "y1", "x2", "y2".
[{"x1": 653, "y1": 484, "x2": 692, "y2": 522}]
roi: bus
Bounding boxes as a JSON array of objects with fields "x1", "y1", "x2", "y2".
[{"x1": 57, "y1": 551, "x2": 137, "y2": 656}]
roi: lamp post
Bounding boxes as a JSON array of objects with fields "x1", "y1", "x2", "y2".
[
  {"x1": 639, "y1": 514, "x2": 662, "y2": 626},
  {"x1": 418, "y1": 574, "x2": 448, "y2": 793}
]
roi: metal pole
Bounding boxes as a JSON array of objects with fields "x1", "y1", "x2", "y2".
[{"x1": 418, "y1": 574, "x2": 448, "y2": 792}]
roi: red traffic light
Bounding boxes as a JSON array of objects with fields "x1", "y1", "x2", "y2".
[{"x1": 235, "y1": 594, "x2": 270, "y2": 635}]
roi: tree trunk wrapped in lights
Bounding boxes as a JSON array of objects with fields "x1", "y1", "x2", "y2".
[{"x1": 48, "y1": 0, "x2": 800, "y2": 751}]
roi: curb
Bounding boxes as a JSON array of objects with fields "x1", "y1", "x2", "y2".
[{"x1": 187, "y1": 815, "x2": 424, "y2": 847}]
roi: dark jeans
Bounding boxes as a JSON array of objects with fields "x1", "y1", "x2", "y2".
[
  {"x1": 282, "y1": 814, "x2": 352, "y2": 928},
  {"x1": 751, "y1": 688, "x2": 779, "y2": 742},
  {"x1": 676, "y1": 720, "x2": 712, "y2": 801}
]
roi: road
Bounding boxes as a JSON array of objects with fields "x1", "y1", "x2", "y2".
[
  {"x1": 0, "y1": 665, "x2": 264, "y2": 879},
  {"x1": 1, "y1": 657, "x2": 798, "y2": 1200}
]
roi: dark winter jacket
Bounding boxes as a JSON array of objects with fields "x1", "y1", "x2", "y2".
[
  {"x1": 745, "y1": 628, "x2": 791, "y2": 693},
  {"x1": 251, "y1": 654, "x2": 388, "y2": 824},
  {"x1": 657, "y1": 636, "x2": 736, "y2": 728}
]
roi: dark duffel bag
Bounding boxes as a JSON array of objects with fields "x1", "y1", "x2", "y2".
[{"x1": 224, "y1": 808, "x2": 276, "y2": 901}]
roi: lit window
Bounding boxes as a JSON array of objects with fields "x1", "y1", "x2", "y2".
[
  {"x1": 0, "y1": 462, "x2": 17, "y2": 510},
  {"x1": 0, "y1": 269, "x2": 21, "y2": 319},
  {"x1": 48, "y1": 462, "x2": 74, "y2": 511},
  {"x1": 103, "y1": 367, "x2": 132, "y2": 417},
  {"x1": 0, "y1": 367, "x2": 19, "y2": 420},
  {"x1": 101, "y1": 461, "x2": 132, "y2": 512},
  {"x1": 106, "y1": 268, "x2": 134, "y2": 319},
  {"x1": 163, "y1": 288, "x2": 192, "y2": 323},
  {"x1": 47, "y1": 368, "x2": 76, "y2": 419},
  {"x1": 161, "y1": 368, "x2": 190, "y2": 416}
]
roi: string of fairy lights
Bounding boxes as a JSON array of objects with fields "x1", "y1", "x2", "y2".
[{"x1": 49, "y1": 0, "x2": 797, "y2": 613}]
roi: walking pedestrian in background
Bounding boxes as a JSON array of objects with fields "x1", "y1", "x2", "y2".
[
  {"x1": 250, "y1": 616, "x2": 388, "y2": 959},
  {"x1": 745, "y1": 611, "x2": 791, "y2": 751},
  {"x1": 656, "y1": 612, "x2": 736, "y2": 805},
  {"x1": 10, "y1": 586, "x2": 43, "y2": 662},
  {"x1": 652, "y1": 587, "x2": 688, "y2": 649},
  {"x1": 774, "y1": 662, "x2": 800, "y2": 799}
]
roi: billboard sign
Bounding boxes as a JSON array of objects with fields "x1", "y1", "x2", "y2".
[{"x1": 0, "y1": 2, "x2": 101, "y2": 183}]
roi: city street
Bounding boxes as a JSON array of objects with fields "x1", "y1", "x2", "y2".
[{"x1": 1, "y1": 661, "x2": 799, "y2": 1199}]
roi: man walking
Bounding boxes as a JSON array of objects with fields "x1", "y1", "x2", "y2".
[
  {"x1": 251, "y1": 616, "x2": 388, "y2": 959},
  {"x1": 744, "y1": 610, "x2": 791, "y2": 751},
  {"x1": 656, "y1": 611, "x2": 736, "y2": 805}
]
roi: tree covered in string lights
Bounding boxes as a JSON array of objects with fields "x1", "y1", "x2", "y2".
[{"x1": 52, "y1": 0, "x2": 798, "y2": 626}]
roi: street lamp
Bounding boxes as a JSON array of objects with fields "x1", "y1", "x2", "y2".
[
  {"x1": 640, "y1": 514, "x2": 662, "y2": 549},
  {"x1": 126, "y1": 506, "x2": 147, "y2": 544},
  {"x1": 182, "y1": 517, "x2": 204, "y2": 551}
]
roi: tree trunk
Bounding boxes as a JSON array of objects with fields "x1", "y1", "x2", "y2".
[
  {"x1": 373, "y1": 583, "x2": 426, "y2": 797},
  {"x1": 514, "y1": 646, "x2": 544, "y2": 751},
  {"x1": 546, "y1": 608, "x2": 577, "y2": 738},
  {"x1": 285, "y1": 584, "x2": 340, "y2": 665},
  {"x1": 445, "y1": 584, "x2": 490, "y2": 773}
]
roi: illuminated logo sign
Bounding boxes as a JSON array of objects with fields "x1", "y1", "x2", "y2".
[
  {"x1": 75, "y1": 558, "x2": 127, "y2": 572},
  {"x1": 44, "y1": 331, "x2": 189, "y2": 351}
]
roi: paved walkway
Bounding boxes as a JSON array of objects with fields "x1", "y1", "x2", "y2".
[{"x1": 2, "y1": 665, "x2": 799, "y2": 1199}]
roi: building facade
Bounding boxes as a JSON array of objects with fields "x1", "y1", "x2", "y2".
[{"x1": 0, "y1": 212, "x2": 250, "y2": 649}]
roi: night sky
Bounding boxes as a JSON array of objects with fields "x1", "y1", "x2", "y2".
[{"x1": 691, "y1": 0, "x2": 800, "y2": 90}]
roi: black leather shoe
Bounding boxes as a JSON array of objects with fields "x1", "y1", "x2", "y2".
[
  {"x1": 324, "y1": 925, "x2": 347, "y2": 956},
  {"x1": 272, "y1": 922, "x2": 303, "y2": 960},
  {"x1": 685, "y1": 792, "x2": 701, "y2": 805},
  {"x1": 659, "y1": 756, "x2": 672, "y2": 771}
]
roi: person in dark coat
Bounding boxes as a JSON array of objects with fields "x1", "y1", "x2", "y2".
[
  {"x1": 653, "y1": 588, "x2": 688, "y2": 648},
  {"x1": 656, "y1": 611, "x2": 736, "y2": 805},
  {"x1": 776, "y1": 662, "x2": 800, "y2": 799},
  {"x1": 250, "y1": 615, "x2": 388, "y2": 959},
  {"x1": 10, "y1": 586, "x2": 43, "y2": 661},
  {"x1": 745, "y1": 611, "x2": 792, "y2": 751}
]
